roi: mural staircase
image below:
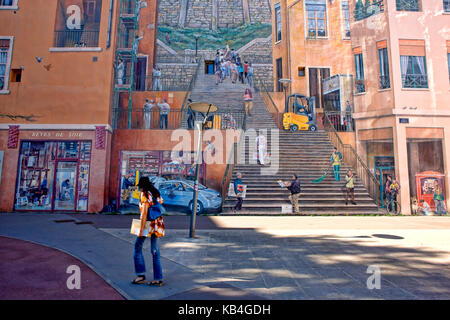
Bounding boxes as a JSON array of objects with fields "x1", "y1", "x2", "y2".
[
  {"x1": 181, "y1": 69, "x2": 254, "y2": 128},
  {"x1": 221, "y1": 99, "x2": 381, "y2": 215}
]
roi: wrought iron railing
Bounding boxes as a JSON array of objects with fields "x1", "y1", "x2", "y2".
[
  {"x1": 254, "y1": 77, "x2": 283, "y2": 130},
  {"x1": 379, "y1": 75, "x2": 391, "y2": 89},
  {"x1": 354, "y1": 0, "x2": 384, "y2": 21},
  {"x1": 323, "y1": 113, "x2": 381, "y2": 206},
  {"x1": 179, "y1": 61, "x2": 201, "y2": 125},
  {"x1": 119, "y1": 0, "x2": 136, "y2": 15},
  {"x1": 402, "y1": 74, "x2": 428, "y2": 88},
  {"x1": 241, "y1": 56, "x2": 273, "y2": 64},
  {"x1": 396, "y1": 0, "x2": 420, "y2": 11},
  {"x1": 53, "y1": 30, "x2": 99, "y2": 47},
  {"x1": 220, "y1": 130, "x2": 245, "y2": 200},
  {"x1": 445, "y1": 0, "x2": 450, "y2": 12},
  {"x1": 113, "y1": 109, "x2": 246, "y2": 130},
  {"x1": 144, "y1": 77, "x2": 192, "y2": 92},
  {"x1": 324, "y1": 111, "x2": 354, "y2": 132}
]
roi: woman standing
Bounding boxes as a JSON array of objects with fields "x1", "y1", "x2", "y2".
[
  {"x1": 244, "y1": 88, "x2": 253, "y2": 116},
  {"x1": 132, "y1": 177, "x2": 164, "y2": 286}
]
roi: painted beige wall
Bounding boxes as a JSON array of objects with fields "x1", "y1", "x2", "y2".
[{"x1": 272, "y1": 0, "x2": 353, "y2": 98}]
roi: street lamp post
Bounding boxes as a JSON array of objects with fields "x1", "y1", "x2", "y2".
[
  {"x1": 194, "y1": 36, "x2": 199, "y2": 58},
  {"x1": 187, "y1": 102, "x2": 218, "y2": 238},
  {"x1": 279, "y1": 78, "x2": 291, "y2": 113}
]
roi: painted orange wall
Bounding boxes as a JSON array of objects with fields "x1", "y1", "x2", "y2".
[
  {"x1": 0, "y1": 0, "x2": 118, "y2": 125},
  {"x1": 136, "y1": 0, "x2": 158, "y2": 87}
]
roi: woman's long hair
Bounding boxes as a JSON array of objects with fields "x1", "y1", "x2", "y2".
[
  {"x1": 245, "y1": 88, "x2": 252, "y2": 98},
  {"x1": 138, "y1": 177, "x2": 160, "y2": 200}
]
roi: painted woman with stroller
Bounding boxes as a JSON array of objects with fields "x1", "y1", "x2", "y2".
[
  {"x1": 345, "y1": 169, "x2": 356, "y2": 205},
  {"x1": 433, "y1": 180, "x2": 447, "y2": 215}
]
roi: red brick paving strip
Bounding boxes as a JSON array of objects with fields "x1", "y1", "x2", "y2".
[{"x1": 0, "y1": 236, "x2": 124, "y2": 300}]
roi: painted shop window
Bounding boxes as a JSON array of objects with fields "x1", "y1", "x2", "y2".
[
  {"x1": 354, "y1": 52, "x2": 365, "y2": 93},
  {"x1": 53, "y1": 0, "x2": 103, "y2": 47},
  {"x1": 0, "y1": 0, "x2": 17, "y2": 8},
  {"x1": 400, "y1": 56, "x2": 428, "y2": 88},
  {"x1": 306, "y1": 0, "x2": 327, "y2": 39},
  {"x1": 275, "y1": 3, "x2": 282, "y2": 42},
  {"x1": 15, "y1": 141, "x2": 92, "y2": 211},
  {"x1": 445, "y1": 0, "x2": 450, "y2": 12},
  {"x1": 0, "y1": 38, "x2": 13, "y2": 92},
  {"x1": 378, "y1": 47, "x2": 390, "y2": 89},
  {"x1": 342, "y1": 1, "x2": 350, "y2": 39},
  {"x1": 396, "y1": 0, "x2": 420, "y2": 11}
]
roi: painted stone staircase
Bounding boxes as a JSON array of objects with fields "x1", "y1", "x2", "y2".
[
  {"x1": 181, "y1": 71, "x2": 251, "y2": 128},
  {"x1": 221, "y1": 97, "x2": 381, "y2": 215}
]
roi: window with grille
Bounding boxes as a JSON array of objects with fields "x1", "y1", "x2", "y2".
[
  {"x1": 444, "y1": 0, "x2": 450, "y2": 12},
  {"x1": 0, "y1": 39, "x2": 12, "y2": 92},
  {"x1": 400, "y1": 56, "x2": 428, "y2": 88},
  {"x1": 447, "y1": 53, "x2": 450, "y2": 83},
  {"x1": 306, "y1": 1, "x2": 327, "y2": 39},
  {"x1": 396, "y1": 0, "x2": 420, "y2": 12},
  {"x1": 342, "y1": 1, "x2": 350, "y2": 39},
  {"x1": 378, "y1": 47, "x2": 390, "y2": 89},
  {"x1": 0, "y1": 0, "x2": 16, "y2": 7},
  {"x1": 354, "y1": 52, "x2": 365, "y2": 93},
  {"x1": 275, "y1": 3, "x2": 282, "y2": 42},
  {"x1": 53, "y1": 0, "x2": 103, "y2": 48}
]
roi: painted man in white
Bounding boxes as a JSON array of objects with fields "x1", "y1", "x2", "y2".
[
  {"x1": 132, "y1": 31, "x2": 144, "y2": 55},
  {"x1": 255, "y1": 132, "x2": 267, "y2": 165},
  {"x1": 143, "y1": 98, "x2": 155, "y2": 129},
  {"x1": 116, "y1": 58, "x2": 125, "y2": 85}
]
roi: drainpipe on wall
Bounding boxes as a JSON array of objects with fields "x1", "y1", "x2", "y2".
[
  {"x1": 107, "y1": 0, "x2": 114, "y2": 48},
  {"x1": 287, "y1": 0, "x2": 303, "y2": 94}
]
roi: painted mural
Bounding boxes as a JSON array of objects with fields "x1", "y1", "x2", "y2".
[{"x1": 156, "y1": 0, "x2": 272, "y2": 54}]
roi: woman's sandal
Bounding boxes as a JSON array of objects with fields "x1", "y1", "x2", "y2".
[
  {"x1": 149, "y1": 280, "x2": 164, "y2": 287},
  {"x1": 131, "y1": 276, "x2": 146, "y2": 284}
]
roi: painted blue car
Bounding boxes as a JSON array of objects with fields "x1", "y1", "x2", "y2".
[{"x1": 151, "y1": 178, "x2": 222, "y2": 214}]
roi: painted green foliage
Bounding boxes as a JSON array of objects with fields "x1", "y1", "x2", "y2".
[{"x1": 159, "y1": 23, "x2": 272, "y2": 52}]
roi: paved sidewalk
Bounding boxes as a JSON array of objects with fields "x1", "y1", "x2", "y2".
[
  {"x1": 1, "y1": 213, "x2": 449, "y2": 300},
  {"x1": 0, "y1": 236, "x2": 124, "y2": 300}
]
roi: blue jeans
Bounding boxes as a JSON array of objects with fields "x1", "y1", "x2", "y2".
[
  {"x1": 333, "y1": 165, "x2": 341, "y2": 181},
  {"x1": 134, "y1": 235, "x2": 163, "y2": 281},
  {"x1": 435, "y1": 200, "x2": 447, "y2": 214},
  {"x1": 160, "y1": 114, "x2": 168, "y2": 129},
  {"x1": 247, "y1": 75, "x2": 253, "y2": 87}
]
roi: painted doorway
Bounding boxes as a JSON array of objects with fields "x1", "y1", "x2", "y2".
[
  {"x1": 309, "y1": 67, "x2": 330, "y2": 109},
  {"x1": 135, "y1": 57, "x2": 147, "y2": 91}
]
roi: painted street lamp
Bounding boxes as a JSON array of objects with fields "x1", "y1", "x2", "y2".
[{"x1": 279, "y1": 78, "x2": 291, "y2": 113}]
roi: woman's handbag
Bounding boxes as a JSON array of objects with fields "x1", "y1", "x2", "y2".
[
  {"x1": 147, "y1": 202, "x2": 166, "y2": 221},
  {"x1": 149, "y1": 217, "x2": 165, "y2": 238}
]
